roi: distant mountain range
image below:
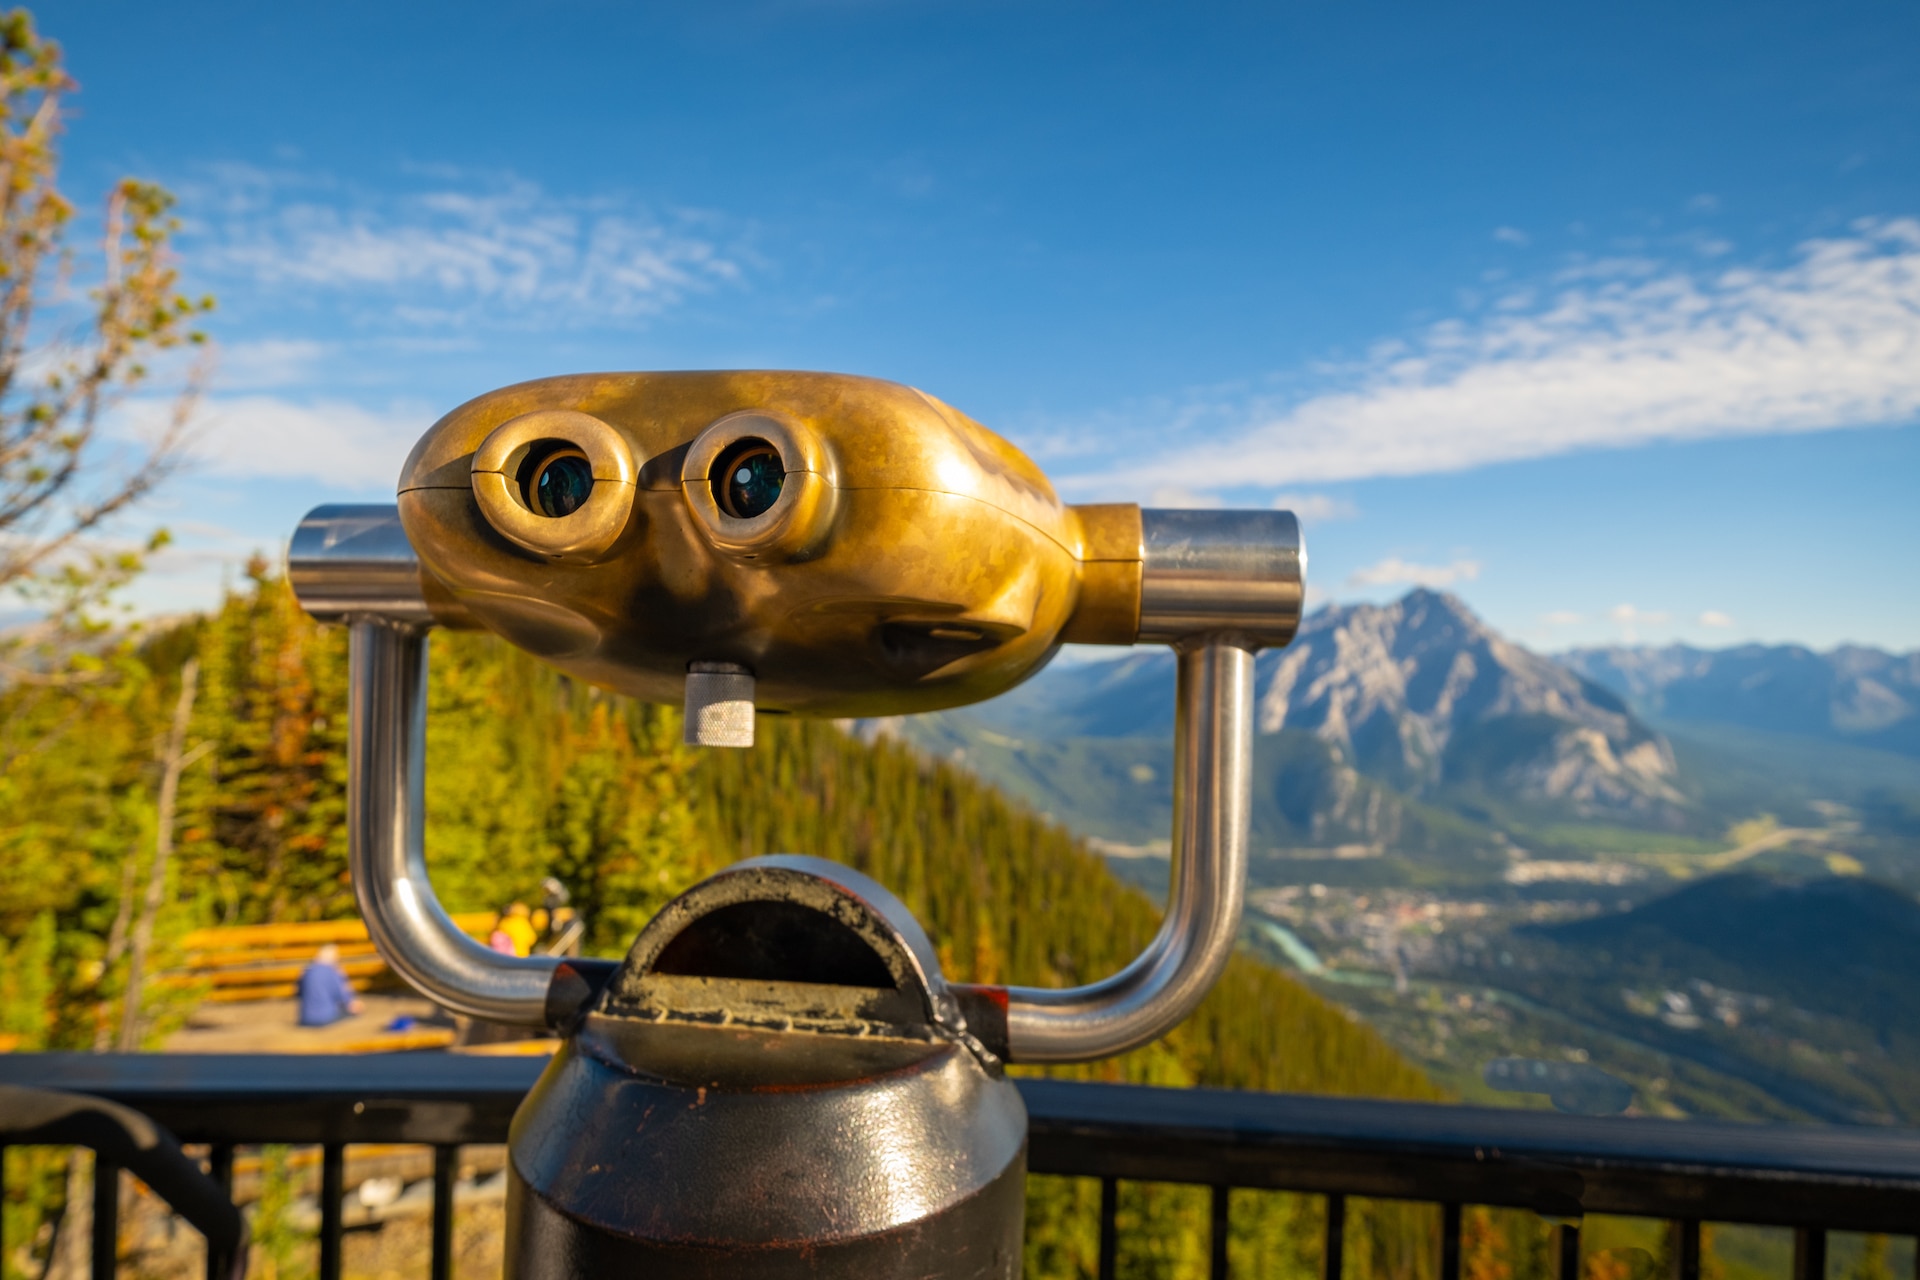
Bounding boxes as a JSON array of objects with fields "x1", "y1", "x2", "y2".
[
  {"x1": 1563, "y1": 643, "x2": 1920, "y2": 759},
  {"x1": 916, "y1": 589, "x2": 1679, "y2": 812},
  {"x1": 871, "y1": 590, "x2": 1920, "y2": 867},
  {"x1": 866, "y1": 593, "x2": 1920, "y2": 1122}
]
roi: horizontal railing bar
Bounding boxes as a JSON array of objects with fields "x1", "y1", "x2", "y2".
[
  {"x1": 6, "y1": 1056, "x2": 1920, "y2": 1234},
  {"x1": 0, "y1": 1054, "x2": 535, "y2": 1145},
  {"x1": 1016, "y1": 1078, "x2": 1920, "y2": 1233}
]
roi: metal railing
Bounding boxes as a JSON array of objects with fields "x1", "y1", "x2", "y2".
[{"x1": 3, "y1": 1053, "x2": 1920, "y2": 1279}]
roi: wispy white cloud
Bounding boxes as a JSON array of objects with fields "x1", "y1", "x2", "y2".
[
  {"x1": 1142, "y1": 487, "x2": 1357, "y2": 523},
  {"x1": 1608, "y1": 603, "x2": 1669, "y2": 642},
  {"x1": 1698, "y1": 609, "x2": 1735, "y2": 628},
  {"x1": 187, "y1": 166, "x2": 746, "y2": 329},
  {"x1": 1270, "y1": 492, "x2": 1358, "y2": 523},
  {"x1": 217, "y1": 339, "x2": 332, "y2": 391},
  {"x1": 1146, "y1": 485, "x2": 1224, "y2": 509},
  {"x1": 155, "y1": 394, "x2": 434, "y2": 490},
  {"x1": 1082, "y1": 218, "x2": 1920, "y2": 492},
  {"x1": 1540, "y1": 609, "x2": 1583, "y2": 626},
  {"x1": 1492, "y1": 225, "x2": 1530, "y2": 246},
  {"x1": 1346, "y1": 556, "x2": 1481, "y2": 590}
]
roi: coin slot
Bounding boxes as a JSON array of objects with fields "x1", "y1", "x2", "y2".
[{"x1": 650, "y1": 900, "x2": 895, "y2": 989}]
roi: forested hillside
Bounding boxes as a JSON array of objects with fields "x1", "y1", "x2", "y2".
[{"x1": 2, "y1": 572, "x2": 1469, "y2": 1278}]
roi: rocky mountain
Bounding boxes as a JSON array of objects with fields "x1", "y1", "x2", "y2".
[
  {"x1": 1261, "y1": 590, "x2": 1680, "y2": 814},
  {"x1": 1563, "y1": 643, "x2": 1920, "y2": 759},
  {"x1": 879, "y1": 589, "x2": 1684, "y2": 850}
]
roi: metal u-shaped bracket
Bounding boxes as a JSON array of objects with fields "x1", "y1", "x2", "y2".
[
  {"x1": 998, "y1": 638, "x2": 1255, "y2": 1061},
  {"x1": 297, "y1": 502, "x2": 1302, "y2": 1046},
  {"x1": 348, "y1": 617, "x2": 560, "y2": 1024},
  {"x1": 973, "y1": 507, "x2": 1301, "y2": 1062}
]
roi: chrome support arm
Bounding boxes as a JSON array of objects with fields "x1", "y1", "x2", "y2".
[
  {"x1": 348, "y1": 618, "x2": 559, "y2": 1025},
  {"x1": 1002, "y1": 639, "x2": 1255, "y2": 1061},
  {"x1": 294, "y1": 505, "x2": 558, "y2": 1026}
]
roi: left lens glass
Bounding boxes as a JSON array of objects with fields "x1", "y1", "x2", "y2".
[{"x1": 531, "y1": 449, "x2": 594, "y2": 518}]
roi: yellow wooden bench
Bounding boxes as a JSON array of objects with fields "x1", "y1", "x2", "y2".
[{"x1": 176, "y1": 913, "x2": 498, "y2": 1004}]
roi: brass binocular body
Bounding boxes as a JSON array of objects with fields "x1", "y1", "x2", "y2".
[
  {"x1": 369, "y1": 370, "x2": 1301, "y2": 738},
  {"x1": 290, "y1": 368, "x2": 1304, "y2": 1064}
]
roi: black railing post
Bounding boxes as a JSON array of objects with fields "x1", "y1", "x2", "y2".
[
  {"x1": 319, "y1": 1143, "x2": 344, "y2": 1280},
  {"x1": 1098, "y1": 1176, "x2": 1119, "y2": 1280},
  {"x1": 1322, "y1": 1193, "x2": 1346, "y2": 1280},
  {"x1": 1553, "y1": 1221, "x2": 1581, "y2": 1280},
  {"x1": 1440, "y1": 1202, "x2": 1462, "y2": 1280},
  {"x1": 1210, "y1": 1184, "x2": 1230, "y2": 1279},
  {"x1": 1793, "y1": 1227, "x2": 1826, "y2": 1280},
  {"x1": 204, "y1": 1144, "x2": 235, "y2": 1280},
  {"x1": 432, "y1": 1144, "x2": 458, "y2": 1280},
  {"x1": 1672, "y1": 1219, "x2": 1701, "y2": 1280},
  {"x1": 205, "y1": 1144, "x2": 234, "y2": 1199},
  {"x1": 91, "y1": 1153, "x2": 119, "y2": 1280}
]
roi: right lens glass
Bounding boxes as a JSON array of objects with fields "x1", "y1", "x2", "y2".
[{"x1": 714, "y1": 440, "x2": 785, "y2": 519}]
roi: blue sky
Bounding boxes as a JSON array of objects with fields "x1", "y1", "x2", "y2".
[{"x1": 35, "y1": 0, "x2": 1920, "y2": 651}]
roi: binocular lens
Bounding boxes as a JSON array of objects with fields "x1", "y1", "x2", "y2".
[
  {"x1": 531, "y1": 450, "x2": 594, "y2": 518},
  {"x1": 715, "y1": 441, "x2": 785, "y2": 520}
]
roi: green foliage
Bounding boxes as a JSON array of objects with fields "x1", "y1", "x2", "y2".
[
  {"x1": 1, "y1": 1144, "x2": 67, "y2": 1279},
  {"x1": 0, "y1": 911, "x2": 54, "y2": 1048},
  {"x1": 178, "y1": 562, "x2": 351, "y2": 923},
  {"x1": 250, "y1": 1145, "x2": 311, "y2": 1280}
]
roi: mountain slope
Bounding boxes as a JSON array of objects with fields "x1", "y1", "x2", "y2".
[
  {"x1": 1514, "y1": 872, "x2": 1920, "y2": 1122},
  {"x1": 1563, "y1": 642, "x2": 1920, "y2": 758}
]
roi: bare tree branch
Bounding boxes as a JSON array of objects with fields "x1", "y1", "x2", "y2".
[{"x1": 0, "y1": 13, "x2": 212, "y2": 595}]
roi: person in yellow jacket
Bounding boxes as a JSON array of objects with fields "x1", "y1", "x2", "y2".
[{"x1": 494, "y1": 902, "x2": 539, "y2": 957}]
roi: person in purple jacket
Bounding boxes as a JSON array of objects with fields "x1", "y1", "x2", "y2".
[{"x1": 297, "y1": 944, "x2": 364, "y2": 1027}]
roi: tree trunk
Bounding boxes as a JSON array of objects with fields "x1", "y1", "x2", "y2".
[
  {"x1": 117, "y1": 658, "x2": 200, "y2": 1053},
  {"x1": 92, "y1": 842, "x2": 140, "y2": 1052},
  {"x1": 41, "y1": 1150, "x2": 90, "y2": 1280}
]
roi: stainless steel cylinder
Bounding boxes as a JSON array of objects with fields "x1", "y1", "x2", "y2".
[
  {"x1": 684, "y1": 662, "x2": 757, "y2": 748},
  {"x1": 289, "y1": 504, "x2": 448, "y2": 626},
  {"x1": 1137, "y1": 508, "x2": 1304, "y2": 646}
]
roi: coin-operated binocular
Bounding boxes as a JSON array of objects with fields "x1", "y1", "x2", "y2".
[{"x1": 289, "y1": 371, "x2": 1303, "y2": 1279}]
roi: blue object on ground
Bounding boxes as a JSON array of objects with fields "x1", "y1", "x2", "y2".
[{"x1": 296, "y1": 963, "x2": 356, "y2": 1027}]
